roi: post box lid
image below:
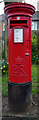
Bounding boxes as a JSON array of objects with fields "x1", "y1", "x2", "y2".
[{"x1": 4, "y1": 2, "x2": 35, "y2": 18}]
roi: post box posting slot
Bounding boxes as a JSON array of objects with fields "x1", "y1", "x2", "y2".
[{"x1": 10, "y1": 19, "x2": 28, "y2": 28}]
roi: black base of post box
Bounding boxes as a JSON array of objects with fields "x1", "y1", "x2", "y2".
[{"x1": 8, "y1": 81, "x2": 32, "y2": 114}]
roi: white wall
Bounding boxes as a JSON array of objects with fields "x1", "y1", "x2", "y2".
[{"x1": 31, "y1": 21, "x2": 37, "y2": 30}]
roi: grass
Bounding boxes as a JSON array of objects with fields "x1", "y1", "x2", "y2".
[
  {"x1": 32, "y1": 64, "x2": 37, "y2": 94},
  {"x1": 2, "y1": 76, "x2": 8, "y2": 96},
  {"x1": 32, "y1": 64, "x2": 39, "y2": 94},
  {"x1": 0, "y1": 77, "x2": 2, "y2": 91},
  {"x1": 1, "y1": 64, "x2": 38, "y2": 96}
]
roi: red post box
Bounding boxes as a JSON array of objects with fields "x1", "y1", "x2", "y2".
[{"x1": 4, "y1": 2, "x2": 35, "y2": 113}]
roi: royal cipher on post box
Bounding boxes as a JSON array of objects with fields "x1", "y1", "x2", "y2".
[{"x1": 4, "y1": 2, "x2": 35, "y2": 113}]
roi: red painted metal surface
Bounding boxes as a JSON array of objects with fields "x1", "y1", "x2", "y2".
[{"x1": 4, "y1": 2, "x2": 35, "y2": 84}]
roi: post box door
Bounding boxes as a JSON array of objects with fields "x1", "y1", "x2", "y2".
[{"x1": 9, "y1": 23, "x2": 31, "y2": 84}]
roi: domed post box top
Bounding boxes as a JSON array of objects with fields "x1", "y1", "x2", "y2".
[{"x1": 4, "y1": 2, "x2": 35, "y2": 18}]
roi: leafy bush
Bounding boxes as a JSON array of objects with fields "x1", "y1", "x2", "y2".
[
  {"x1": 32, "y1": 31, "x2": 39, "y2": 64},
  {"x1": 0, "y1": 59, "x2": 8, "y2": 76},
  {"x1": 32, "y1": 53, "x2": 39, "y2": 64}
]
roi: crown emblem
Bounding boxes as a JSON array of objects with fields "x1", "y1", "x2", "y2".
[{"x1": 15, "y1": 56, "x2": 23, "y2": 65}]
